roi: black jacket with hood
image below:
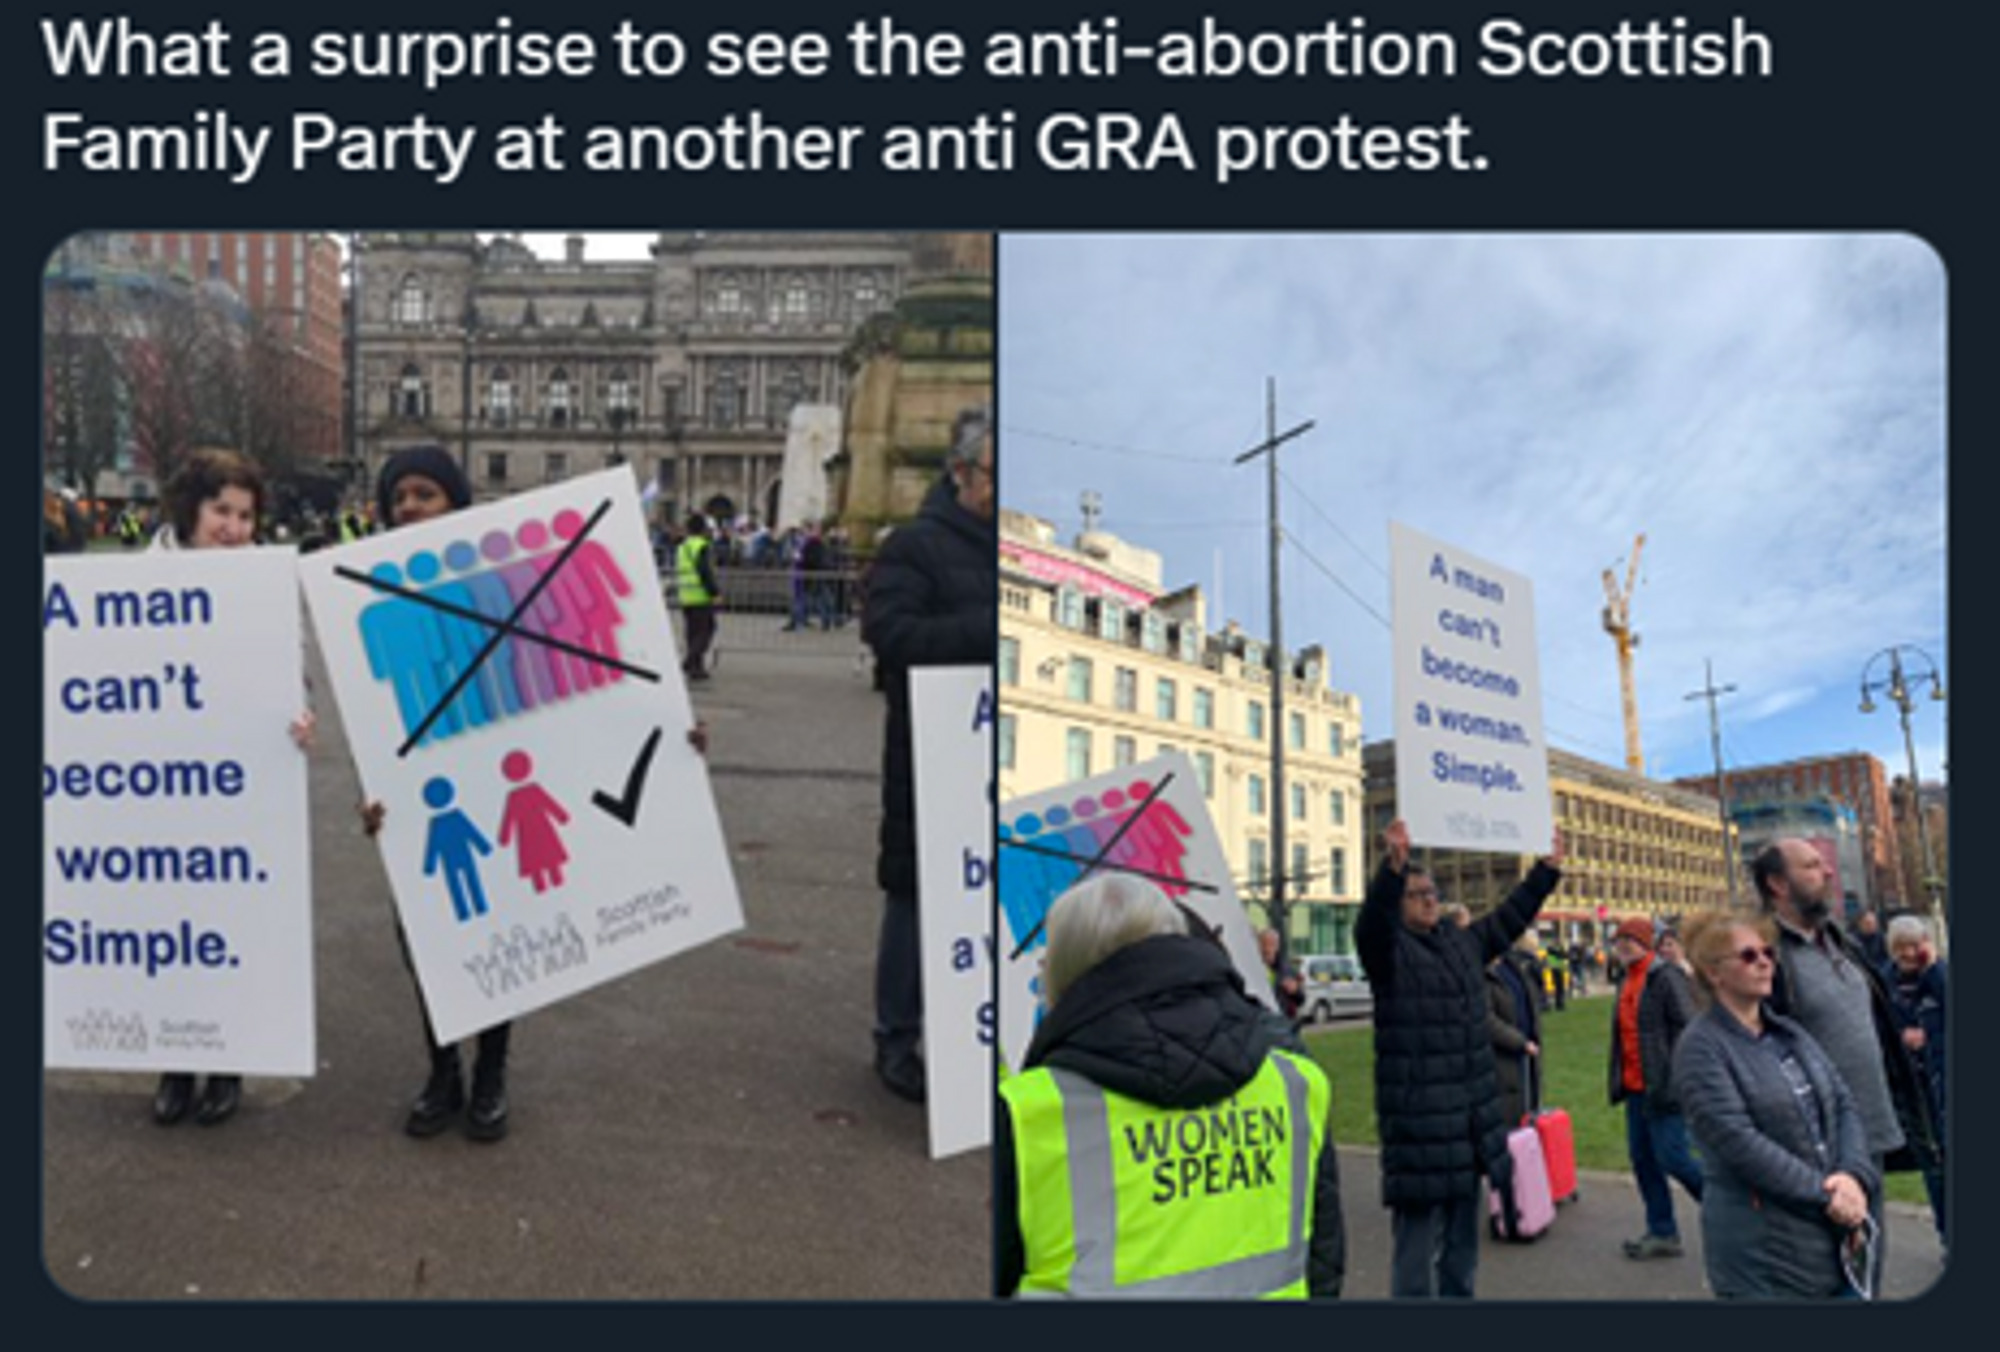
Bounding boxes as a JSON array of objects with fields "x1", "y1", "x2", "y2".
[
  {"x1": 995, "y1": 934, "x2": 1345, "y2": 1297},
  {"x1": 859, "y1": 474, "x2": 995, "y2": 898}
]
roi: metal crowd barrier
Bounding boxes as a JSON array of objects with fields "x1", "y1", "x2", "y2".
[{"x1": 662, "y1": 566, "x2": 868, "y2": 661}]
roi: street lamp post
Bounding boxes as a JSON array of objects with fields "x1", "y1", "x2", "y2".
[{"x1": 1859, "y1": 645, "x2": 1946, "y2": 926}]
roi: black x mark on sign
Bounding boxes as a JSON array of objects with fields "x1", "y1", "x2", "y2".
[
  {"x1": 998, "y1": 772, "x2": 1220, "y2": 961},
  {"x1": 334, "y1": 497, "x2": 661, "y2": 758}
]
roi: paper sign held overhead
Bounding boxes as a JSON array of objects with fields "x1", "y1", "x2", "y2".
[{"x1": 1389, "y1": 520, "x2": 1553, "y2": 853}]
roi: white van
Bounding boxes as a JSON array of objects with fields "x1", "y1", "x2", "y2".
[{"x1": 1298, "y1": 953, "x2": 1373, "y2": 1022}]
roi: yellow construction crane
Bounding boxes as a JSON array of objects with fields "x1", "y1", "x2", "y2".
[{"x1": 1601, "y1": 533, "x2": 1647, "y2": 774}]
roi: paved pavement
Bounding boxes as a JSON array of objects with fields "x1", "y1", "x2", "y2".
[
  {"x1": 42, "y1": 638, "x2": 988, "y2": 1301},
  {"x1": 38, "y1": 624, "x2": 1949, "y2": 1305},
  {"x1": 1330, "y1": 1146, "x2": 1945, "y2": 1300}
]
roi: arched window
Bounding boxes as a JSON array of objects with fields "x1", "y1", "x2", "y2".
[
  {"x1": 546, "y1": 367, "x2": 571, "y2": 428},
  {"x1": 849, "y1": 272, "x2": 883, "y2": 317},
  {"x1": 769, "y1": 361, "x2": 808, "y2": 428},
  {"x1": 774, "y1": 272, "x2": 814, "y2": 324},
  {"x1": 708, "y1": 273, "x2": 746, "y2": 321},
  {"x1": 605, "y1": 367, "x2": 636, "y2": 421},
  {"x1": 392, "y1": 273, "x2": 429, "y2": 325},
  {"x1": 398, "y1": 362, "x2": 428, "y2": 419},
  {"x1": 487, "y1": 366, "x2": 514, "y2": 426},
  {"x1": 708, "y1": 362, "x2": 743, "y2": 429}
]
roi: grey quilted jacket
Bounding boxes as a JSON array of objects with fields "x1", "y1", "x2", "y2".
[{"x1": 1672, "y1": 1005, "x2": 1879, "y2": 1298}]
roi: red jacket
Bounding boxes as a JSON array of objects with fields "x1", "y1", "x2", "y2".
[{"x1": 1611, "y1": 952, "x2": 1652, "y2": 1101}]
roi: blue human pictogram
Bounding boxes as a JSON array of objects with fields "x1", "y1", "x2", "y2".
[
  {"x1": 421, "y1": 776, "x2": 494, "y2": 923},
  {"x1": 408, "y1": 547, "x2": 497, "y2": 733},
  {"x1": 360, "y1": 562, "x2": 460, "y2": 746}
]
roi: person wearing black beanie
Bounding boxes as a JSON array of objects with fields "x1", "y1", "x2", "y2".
[
  {"x1": 375, "y1": 443, "x2": 473, "y2": 525},
  {"x1": 362, "y1": 444, "x2": 513, "y2": 1141}
]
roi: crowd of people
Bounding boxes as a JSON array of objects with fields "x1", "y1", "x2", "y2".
[{"x1": 998, "y1": 818, "x2": 1946, "y2": 1302}]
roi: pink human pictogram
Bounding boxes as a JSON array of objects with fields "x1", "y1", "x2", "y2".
[{"x1": 497, "y1": 749, "x2": 572, "y2": 893}]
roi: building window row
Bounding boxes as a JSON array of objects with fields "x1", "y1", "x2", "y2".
[{"x1": 699, "y1": 268, "x2": 896, "y2": 326}]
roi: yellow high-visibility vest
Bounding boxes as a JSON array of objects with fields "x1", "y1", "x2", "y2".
[
  {"x1": 675, "y1": 535, "x2": 714, "y2": 607},
  {"x1": 1001, "y1": 1048, "x2": 1329, "y2": 1299}
]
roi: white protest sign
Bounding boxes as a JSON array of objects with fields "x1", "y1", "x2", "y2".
[
  {"x1": 1390, "y1": 520, "x2": 1553, "y2": 852},
  {"x1": 299, "y1": 469, "x2": 742, "y2": 1045},
  {"x1": 996, "y1": 751, "x2": 1273, "y2": 1074},
  {"x1": 911, "y1": 667, "x2": 995, "y2": 1160},
  {"x1": 44, "y1": 549, "x2": 314, "y2": 1075}
]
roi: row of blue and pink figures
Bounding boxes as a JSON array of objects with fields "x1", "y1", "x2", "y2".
[{"x1": 362, "y1": 510, "x2": 633, "y2": 746}]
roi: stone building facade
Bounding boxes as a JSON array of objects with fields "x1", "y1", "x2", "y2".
[
  {"x1": 999, "y1": 510, "x2": 1367, "y2": 957},
  {"x1": 350, "y1": 231, "x2": 912, "y2": 525}
]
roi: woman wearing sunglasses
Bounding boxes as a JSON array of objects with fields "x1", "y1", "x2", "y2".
[{"x1": 1671, "y1": 909, "x2": 1879, "y2": 1298}]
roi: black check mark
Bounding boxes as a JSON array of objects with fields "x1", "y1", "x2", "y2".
[{"x1": 592, "y1": 726, "x2": 664, "y2": 828}]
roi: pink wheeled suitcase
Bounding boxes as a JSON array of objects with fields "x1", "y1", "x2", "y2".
[
  {"x1": 1524, "y1": 1059, "x2": 1579, "y2": 1204},
  {"x1": 1489, "y1": 1119, "x2": 1556, "y2": 1241},
  {"x1": 1530, "y1": 1106, "x2": 1579, "y2": 1204}
]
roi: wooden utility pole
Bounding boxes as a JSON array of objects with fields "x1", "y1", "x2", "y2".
[
  {"x1": 1601, "y1": 533, "x2": 1647, "y2": 774},
  {"x1": 1233, "y1": 380, "x2": 1314, "y2": 966},
  {"x1": 1685, "y1": 659, "x2": 1739, "y2": 903}
]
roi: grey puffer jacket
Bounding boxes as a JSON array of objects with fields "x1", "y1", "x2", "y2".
[
  {"x1": 995, "y1": 934, "x2": 1345, "y2": 1298},
  {"x1": 1672, "y1": 1005, "x2": 1879, "y2": 1299}
]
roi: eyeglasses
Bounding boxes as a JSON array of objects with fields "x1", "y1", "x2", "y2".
[
  {"x1": 1405, "y1": 887, "x2": 1440, "y2": 901},
  {"x1": 1731, "y1": 945, "x2": 1777, "y2": 966}
]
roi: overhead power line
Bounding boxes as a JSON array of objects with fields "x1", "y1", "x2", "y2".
[
  {"x1": 1003, "y1": 423, "x2": 1221, "y2": 465},
  {"x1": 1277, "y1": 465, "x2": 1391, "y2": 582}
]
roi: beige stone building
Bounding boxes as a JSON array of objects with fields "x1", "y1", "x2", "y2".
[
  {"x1": 350, "y1": 231, "x2": 912, "y2": 523},
  {"x1": 1000, "y1": 510, "x2": 1367, "y2": 955},
  {"x1": 1362, "y1": 740, "x2": 1734, "y2": 948},
  {"x1": 834, "y1": 234, "x2": 993, "y2": 538}
]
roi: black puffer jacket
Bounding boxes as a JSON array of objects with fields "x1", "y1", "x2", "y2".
[
  {"x1": 1636, "y1": 959, "x2": 1700, "y2": 1115},
  {"x1": 995, "y1": 935, "x2": 1345, "y2": 1297},
  {"x1": 859, "y1": 475, "x2": 995, "y2": 897},
  {"x1": 1356, "y1": 859, "x2": 1561, "y2": 1209}
]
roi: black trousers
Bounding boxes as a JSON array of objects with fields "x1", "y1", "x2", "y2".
[
  {"x1": 682, "y1": 605, "x2": 716, "y2": 674},
  {"x1": 874, "y1": 891, "x2": 923, "y2": 1058},
  {"x1": 396, "y1": 918, "x2": 511, "y2": 1079}
]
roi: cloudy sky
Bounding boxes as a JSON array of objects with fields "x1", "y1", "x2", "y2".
[
  {"x1": 998, "y1": 233, "x2": 1948, "y2": 787},
  {"x1": 505, "y1": 232, "x2": 655, "y2": 260}
]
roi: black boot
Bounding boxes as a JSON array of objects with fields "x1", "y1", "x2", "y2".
[
  {"x1": 874, "y1": 1047, "x2": 926, "y2": 1104},
  {"x1": 153, "y1": 1072, "x2": 196, "y2": 1125},
  {"x1": 405, "y1": 1050, "x2": 464, "y2": 1137},
  {"x1": 465, "y1": 1062, "x2": 509, "y2": 1143},
  {"x1": 194, "y1": 1074, "x2": 242, "y2": 1126},
  {"x1": 465, "y1": 1024, "x2": 510, "y2": 1142}
]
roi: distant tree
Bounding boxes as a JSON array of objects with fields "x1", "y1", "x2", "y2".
[{"x1": 41, "y1": 276, "x2": 124, "y2": 495}]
